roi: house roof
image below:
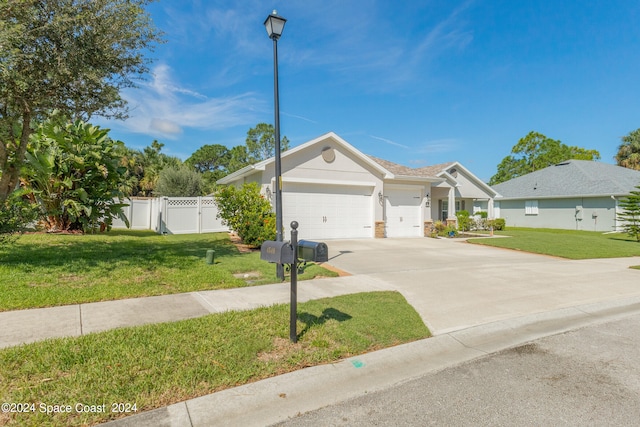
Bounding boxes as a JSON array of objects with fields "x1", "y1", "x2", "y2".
[
  {"x1": 493, "y1": 160, "x2": 640, "y2": 199},
  {"x1": 217, "y1": 132, "x2": 445, "y2": 184},
  {"x1": 367, "y1": 156, "x2": 455, "y2": 178},
  {"x1": 216, "y1": 132, "x2": 498, "y2": 198}
]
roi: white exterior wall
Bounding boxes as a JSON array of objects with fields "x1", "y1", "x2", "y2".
[
  {"x1": 258, "y1": 140, "x2": 386, "y2": 234},
  {"x1": 497, "y1": 197, "x2": 617, "y2": 232}
]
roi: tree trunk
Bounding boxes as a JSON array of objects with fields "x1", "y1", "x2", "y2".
[{"x1": 0, "y1": 112, "x2": 32, "y2": 204}]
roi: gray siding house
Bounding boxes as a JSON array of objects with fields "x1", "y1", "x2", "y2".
[{"x1": 492, "y1": 160, "x2": 640, "y2": 232}]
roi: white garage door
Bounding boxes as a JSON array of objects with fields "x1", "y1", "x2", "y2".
[
  {"x1": 282, "y1": 183, "x2": 373, "y2": 240},
  {"x1": 384, "y1": 186, "x2": 422, "y2": 237}
]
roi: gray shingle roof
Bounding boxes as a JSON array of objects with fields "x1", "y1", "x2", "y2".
[{"x1": 493, "y1": 160, "x2": 640, "y2": 199}]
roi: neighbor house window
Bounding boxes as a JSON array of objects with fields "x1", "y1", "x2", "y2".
[{"x1": 525, "y1": 200, "x2": 538, "y2": 215}]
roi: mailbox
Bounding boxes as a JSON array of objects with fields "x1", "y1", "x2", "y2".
[
  {"x1": 297, "y1": 240, "x2": 329, "y2": 263},
  {"x1": 260, "y1": 241, "x2": 295, "y2": 264}
]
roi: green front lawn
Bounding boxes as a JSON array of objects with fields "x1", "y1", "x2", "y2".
[
  {"x1": 0, "y1": 291, "x2": 429, "y2": 427},
  {"x1": 469, "y1": 228, "x2": 640, "y2": 259},
  {"x1": 0, "y1": 231, "x2": 337, "y2": 311}
]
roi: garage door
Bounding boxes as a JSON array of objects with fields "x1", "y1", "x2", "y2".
[
  {"x1": 283, "y1": 183, "x2": 373, "y2": 240},
  {"x1": 384, "y1": 186, "x2": 422, "y2": 237}
]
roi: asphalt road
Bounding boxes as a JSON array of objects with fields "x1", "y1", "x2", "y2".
[{"x1": 274, "y1": 312, "x2": 640, "y2": 426}]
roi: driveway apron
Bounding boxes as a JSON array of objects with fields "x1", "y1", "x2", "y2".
[{"x1": 324, "y1": 238, "x2": 640, "y2": 334}]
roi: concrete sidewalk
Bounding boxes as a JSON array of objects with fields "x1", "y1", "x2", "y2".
[{"x1": 0, "y1": 275, "x2": 388, "y2": 349}]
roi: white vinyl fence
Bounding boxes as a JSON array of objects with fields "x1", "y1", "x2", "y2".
[{"x1": 112, "y1": 197, "x2": 229, "y2": 235}]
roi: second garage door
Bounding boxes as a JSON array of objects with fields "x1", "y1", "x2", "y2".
[
  {"x1": 384, "y1": 186, "x2": 422, "y2": 237},
  {"x1": 282, "y1": 183, "x2": 373, "y2": 240}
]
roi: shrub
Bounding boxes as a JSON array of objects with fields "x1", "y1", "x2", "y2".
[
  {"x1": 441, "y1": 225, "x2": 458, "y2": 238},
  {"x1": 213, "y1": 183, "x2": 276, "y2": 247},
  {"x1": 0, "y1": 189, "x2": 39, "y2": 244},
  {"x1": 23, "y1": 117, "x2": 130, "y2": 233},
  {"x1": 433, "y1": 220, "x2": 446, "y2": 232},
  {"x1": 487, "y1": 218, "x2": 506, "y2": 231},
  {"x1": 478, "y1": 211, "x2": 488, "y2": 219},
  {"x1": 456, "y1": 210, "x2": 472, "y2": 232}
]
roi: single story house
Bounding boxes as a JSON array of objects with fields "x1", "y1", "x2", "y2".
[
  {"x1": 492, "y1": 160, "x2": 640, "y2": 232},
  {"x1": 217, "y1": 132, "x2": 497, "y2": 240}
]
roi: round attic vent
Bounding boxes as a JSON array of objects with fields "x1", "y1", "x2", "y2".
[{"x1": 321, "y1": 146, "x2": 336, "y2": 163}]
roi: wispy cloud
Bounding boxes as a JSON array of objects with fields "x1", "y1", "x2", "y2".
[
  {"x1": 116, "y1": 64, "x2": 262, "y2": 139},
  {"x1": 419, "y1": 138, "x2": 458, "y2": 153},
  {"x1": 282, "y1": 112, "x2": 318, "y2": 124},
  {"x1": 370, "y1": 135, "x2": 410, "y2": 149},
  {"x1": 283, "y1": 1, "x2": 474, "y2": 91}
]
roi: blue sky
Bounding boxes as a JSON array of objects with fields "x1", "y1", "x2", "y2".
[{"x1": 99, "y1": 0, "x2": 640, "y2": 182}]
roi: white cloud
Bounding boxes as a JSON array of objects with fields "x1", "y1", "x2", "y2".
[
  {"x1": 117, "y1": 64, "x2": 262, "y2": 139},
  {"x1": 149, "y1": 118, "x2": 182, "y2": 135}
]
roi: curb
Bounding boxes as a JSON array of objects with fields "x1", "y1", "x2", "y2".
[{"x1": 101, "y1": 295, "x2": 640, "y2": 427}]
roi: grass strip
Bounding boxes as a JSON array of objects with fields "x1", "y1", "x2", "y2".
[
  {"x1": 0, "y1": 230, "x2": 337, "y2": 311},
  {"x1": 468, "y1": 228, "x2": 640, "y2": 259},
  {"x1": 0, "y1": 291, "x2": 429, "y2": 426}
]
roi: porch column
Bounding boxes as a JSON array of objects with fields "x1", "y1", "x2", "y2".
[
  {"x1": 447, "y1": 186, "x2": 456, "y2": 226},
  {"x1": 488, "y1": 198, "x2": 495, "y2": 219}
]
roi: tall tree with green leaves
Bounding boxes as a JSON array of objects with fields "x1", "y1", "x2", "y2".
[
  {"x1": 245, "y1": 123, "x2": 290, "y2": 161},
  {"x1": 23, "y1": 116, "x2": 130, "y2": 232},
  {"x1": 0, "y1": 0, "x2": 163, "y2": 203},
  {"x1": 186, "y1": 144, "x2": 229, "y2": 191},
  {"x1": 617, "y1": 185, "x2": 640, "y2": 242},
  {"x1": 119, "y1": 140, "x2": 181, "y2": 196},
  {"x1": 615, "y1": 128, "x2": 640, "y2": 171},
  {"x1": 227, "y1": 145, "x2": 253, "y2": 173},
  {"x1": 489, "y1": 131, "x2": 600, "y2": 185}
]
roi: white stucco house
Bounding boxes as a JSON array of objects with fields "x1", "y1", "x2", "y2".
[
  {"x1": 492, "y1": 160, "x2": 640, "y2": 232},
  {"x1": 217, "y1": 132, "x2": 497, "y2": 240}
]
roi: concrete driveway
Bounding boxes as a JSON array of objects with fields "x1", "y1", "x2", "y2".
[{"x1": 323, "y1": 237, "x2": 640, "y2": 334}]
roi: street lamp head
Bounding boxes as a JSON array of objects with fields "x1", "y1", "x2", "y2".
[{"x1": 264, "y1": 10, "x2": 286, "y2": 40}]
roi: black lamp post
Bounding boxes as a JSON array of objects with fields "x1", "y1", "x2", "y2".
[{"x1": 264, "y1": 10, "x2": 286, "y2": 280}]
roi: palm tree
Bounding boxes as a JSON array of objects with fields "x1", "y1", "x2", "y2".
[{"x1": 616, "y1": 128, "x2": 640, "y2": 171}]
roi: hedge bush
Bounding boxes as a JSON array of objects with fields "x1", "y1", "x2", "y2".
[
  {"x1": 487, "y1": 218, "x2": 506, "y2": 231},
  {"x1": 213, "y1": 183, "x2": 276, "y2": 247}
]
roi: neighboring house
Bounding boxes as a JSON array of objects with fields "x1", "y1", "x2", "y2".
[
  {"x1": 217, "y1": 132, "x2": 497, "y2": 240},
  {"x1": 492, "y1": 160, "x2": 640, "y2": 232}
]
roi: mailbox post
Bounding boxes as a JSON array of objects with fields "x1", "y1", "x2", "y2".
[
  {"x1": 289, "y1": 221, "x2": 299, "y2": 343},
  {"x1": 259, "y1": 221, "x2": 327, "y2": 344}
]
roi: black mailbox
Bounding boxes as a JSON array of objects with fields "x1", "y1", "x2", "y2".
[
  {"x1": 260, "y1": 241, "x2": 295, "y2": 264},
  {"x1": 297, "y1": 240, "x2": 329, "y2": 263}
]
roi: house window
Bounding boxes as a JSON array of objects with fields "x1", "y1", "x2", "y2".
[
  {"x1": 525, "y1": 200, "x2": 538, "y2": 215},
  {"x1": 441, "y1": 200, "x2": 466, "y2": 219}
]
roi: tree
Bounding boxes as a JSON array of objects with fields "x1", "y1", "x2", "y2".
[
  {"x1": 186, "y1": 144, "x2": 230, "y2": 174},
  {"x1": 119, "y1": 140, "x2": 181, "y2": 196},
  {"x1": 615, "y1": 128, "x2": 640, "y2": 171},
  {"x1": 245, "y1": 123, "x2": 290, "y2": 161},
  {"x1": 0, "y1": 0, "x2": 163, "y2": 203},
  {"x1": 154, "y1": 166, "x2": 204, "y2": 197},
  {"x1": 489, "y1": 131, "x2": 601, "y2": 185},
  {"x1": 186, "y1": 144, "x2": 230, "y2": 191},
  {"x1": 227, "y1": 145, "x2": 253, "y2": 173},
  {"x1": 22, "y1": 116, "x2": 130, "y2": 232},
  {"x1": 617, "y1": 185, "x2": 640, "y2": 242}
]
